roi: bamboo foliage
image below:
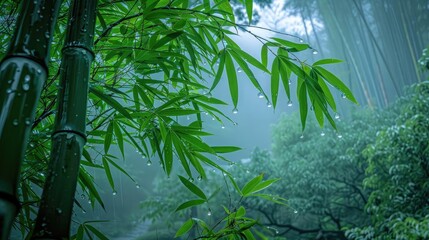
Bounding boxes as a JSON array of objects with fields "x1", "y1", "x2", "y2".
[
  {"x1": 0, "y1": 0, "x2": 359, "y2": 238},
  {"x1": 0, "y1": 1, "x2": 61, "y2": 239}
]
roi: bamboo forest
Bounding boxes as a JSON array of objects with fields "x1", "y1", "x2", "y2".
[{"x1": 0, "y1": 0, "x2": 428, "y2": 239}]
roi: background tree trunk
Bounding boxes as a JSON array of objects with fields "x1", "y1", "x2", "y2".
[
  {"x1": 31, "y1": 0, "x2": 97, "y2": 239},
  {"x1": 0, "y1": 1, "x2": 61, "y2": 238}
]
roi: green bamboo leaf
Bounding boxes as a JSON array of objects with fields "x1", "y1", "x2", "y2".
[
  {"x1": 314, "y1": 66, "x2": 358, "y2": 104},
  {"x1": 243, "y1": 229, "x2": 256, "y2": 240},
  {"x1": 313, "y1": 69, "x2": 336, "y2": 112},
  {"x1": 225, "y1": 51, "x2": 239, "y2": 108},
  {"x1": 193, "y1": 152, "x2": 228, "y2": 174},
  {"x1": 313, "y1": 101, "x2": 324, "y2": 127},
  {"x1": 279, "y1": 58, "x2": 291, "y2": 100},
  {"x1": 104, "y1": 122, "x2": 113, "y2": 154},
  {"x1": 102, "y1": 156, "x2": 115, "y2": 190},
  {"x1": 79, "y1": 169, "x2": 105, "y2": 209},
  {"x1": 241, "y1": 174, "x2": 263, "y2": 197},
  {"x1": 185, "y1": 151, "x2": 206, "y2": 179},
  {"x1": 210, "y1": 49, "x2": 225, "y2": 91},
  {"x1": 175, "y1": 199, "x2": 206, "y2": 212},
  {"x1": 178, "y1": 175, "x2": 207, "y2": 200},
  {"x1": 233, "y1": 47, "x2": 269, "y2": 73},
  {"x1": 229, "y1": 50, "x2": 264, "y2": 94},
  {"x1": 245, "y1": 0, "x2": 253, "y2": 23},
  {"x1": 250, "y1": 193, "x2": 288, "y2": 205},
  {"x1": 297, "y1": 78, "x2": 308, "y2": 131},
  {"x1": 164, "y1": 133, "x2": 173, "y2": 176},
  {"x1": 261, "y1": 43, "x2": 268, "y2": 68},
  {"x1": 175, "y1": 218, "x2": 195, "y2": 238},
  {"x1": 313, "y1": 58, "x2": 343, "y2": 66},
  {"x1": 158, "y1": 108, "x2": 200, "y2": 116},
  {"x1": 112, "y1": 121, "x2": 124, "y2": 158},
  {"x1": 76, "y1": 224, "x2": 84, "y2": 240},
  {"x1": 211, "y1": 146, "x2": 241, "y2": 153},
  {"x1": 171, "y1": 132, "x2": 192, "y2": 177},
  {"x1": 236, "y1": 206, "x2": 246, "y2": 218},
  {"x1": 252, "y1": 178, "x2": 280, "y2": 194},
  {"x1": 106, "y1": 155, "x2": 135, "y2": 182},
  {"x1": 85, "y1": 225, "x2": 109, "y2": 240},
  {"x1": 152, "y1": 31, "x2": 183, "y2": 49},
  {"x1": 90, "y1": 87, "x2": 132, "y2": 119},
  {"x1": 271, "y1": 37, "x2": 309, "y2": 51},
  {"x1": 271, "y1": 57, "x2": 280, "y2": 108}
]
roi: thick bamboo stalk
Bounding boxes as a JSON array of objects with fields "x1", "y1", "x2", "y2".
[
  {"x1": 0, "y1": 1, "x2": 61, "y2": 239},
  {"x1": 31, "y1": 0, "x2": 97, "y2": 238}
]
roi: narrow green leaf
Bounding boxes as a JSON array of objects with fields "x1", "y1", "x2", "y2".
[
  {"x1": 112, "y1": 121, "x2": 124, "y2": 158},
  {"x1": 314, "y1": 66, "x2": 358, "y2": 104},
  {"x1": 271, "y1": 57, "x2": 280, "y2": 108},
  {"x1": 210, "y1": 49, "x2": 225, "y2": 91},
  {"x1": 90, "y1": 87, "x2": 132, "y2": 119},
  {"x1": 102, "y1": 156, "x2": 114, "y2": 190},
  {"x1": 164, "y1": 133, "x2": 173, "y2": 176},
  {"x1": 211, "y1": 146, "x2": 241, "y2": 153},
  {"x1": 313, "y1": 70, "x2": 336, "y2": 112},
  {"x1": 225, "y1": 51, "x2": 239, "y2": 108},
  {"x1": 175, "y1": 218, "x2": 195, "y2": 238},
  {"x1": 297, "y1": 78, "x2": 308, "y2": 131},
  {"x1": 85, "y1": 225, "x2": 109, "y2": 240},
  {"x1": 253, "y1": 178, "x2": 280, "y2": 193},
  {"x1": 243, "y1": 229, "x2": 256, "y2": 240},
  {"x1": 175, "y1": 199, "x2": 206, "y2": 212},
  {"x1": 171, "y1": 133, "x2": 192, "y2": 177},
  {"x1": 261, "y1": 43, "x2": 268, "y2": 68},
  {"x1": 79, "y1": 169, "x2": 105, "y2": 209},
  {"x1": 152, "y1": 31, "x2": 183, "y2": 49},
  {"x1": 271, "y1": 37, "x2": 309, "y2": 51},
  {"x1": 234, "y1": 47, "x2": 269, "y2": 73},
  {"x1": 104, "y1": 122, "x2": 113, "y2": 154},
  {"x1": 228, "y1": 175, "x2": 242, "y2": 195},
  {"x1": 178, "y1": 175, "x2": 207, "y2": 200},
  {"x1": 229, "y1": 49, "x2": 264, "y2": 94},
  {"x1": 236, "y1": 206, "x2": 246, "y2": 218},
  {"x1": 279, "y1": 58, "x2": 291, "y2": 100},
  {"x1": 241, "y1": 174, "x2": 263, "y2": 197},
  {"x1": 245, "y1": 0, "x2": 253, "y2": 23},
  {"x1": 313, "y1": 58, "x2": 343, "y2": 66}
]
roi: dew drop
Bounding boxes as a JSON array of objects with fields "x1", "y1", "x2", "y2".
[
  {"x1": 300, "y1": 135, "x2": 304, "y2": 139},
  {"x1": 45, "y1": 31, "x2": 50, "y2": 39},
  {"x1": 232, "y1": 108, "x2": 238, "y2": 114},
  {"x1": 24, "y1": 75, "x2": 30, "y2": 82},
  {"x1": 341, "y1": 93, "x2": 346, "y2": 99},
  {"x1": 82, "y1": 209, "x2": 86, "y2": 214},
  {"x1": 257, "y1": 92, "x2": 264, "y2": 99},
  {"x1": 246, "y1": 170, "x2": 250, "y2": 174},
  {"x1": 88, "y1": 200, "x2": 91, "y2": 204},
  {"x1": 320, "y1": 132, "x2": 325, "y2": 136},
  {"x1": 112, "y1": 190, "x2": 117, "y2": 196},
  {"x1": 7, "y1": 80, "x2": 12, "y2": 84},
  {"x1": 337, "y1": 134, "x2": 343, "y2": 139},
  {"x1": 312, "y1": 49, "x2": 318, "y2": 55},
  {"x1": 136, "y1": 184, "x2": 140, "y2": 189},
  {"x1": 207, "y1": 209, "x2": 212, "y2": 216},
  {"x1": 146, "y1": 160, "x2": 152, "y2": 166},
  {"x1": 236, "y1": 67, "x2": 242, "y2": 73},
  {"x1": 24, "y1": 118, "x2": 31, "y2": 125},
  {"x1": 335, "y1": 113, "x2": 340, "y2": 119},
  {"x1": 287, "y1": 100, "x2": 293, "y2": 107},
  {"x1": 294, "y1": 210, "x2": 298, "y2": 214},
  {"x1": 6, "y1": 88, "x2": 12, "y2": 94},
  {"x1": 299, "y1": 38, "x2": 304, "y2": 43},
  {"x1": 289, "y1": 80, "x2": 292, "y2": 85},
  {"x1": 22, "y1": 83, "x2": 30, "y2": 91},
  {"x1": 197, "y1": 176, "x2": 202, "y2": 181},
  {"x1": 221, "y1": 125, "x2": 225, "y2": 129},
  {"x1": 267, "y1": 102, "x2": 272, "y2": 108},
  {"x1": 55, "y1": 208, "x2": 62, "y2": 214},
  {"x1": 12, "y1": 119, "x2": 19, "y2": 126}
]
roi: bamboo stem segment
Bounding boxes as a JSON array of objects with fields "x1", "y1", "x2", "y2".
[
  {"x1": 0, "y1": 0, "x2": 61, "y2": 238},
  {"x1": 31, "y1": 0, "x2": 97, "y2": 238}
]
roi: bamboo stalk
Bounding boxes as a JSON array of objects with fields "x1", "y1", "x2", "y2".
[
  {"x1": 31, "y1": 0, "x2": 97, "y2": 238},
  {"x1": 0, "y1": 1, "x2": 61, "y2": 238}
]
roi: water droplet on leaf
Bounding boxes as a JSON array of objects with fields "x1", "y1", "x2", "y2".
[
  {"x1": 232, "y1": 108, "x2": 238, "y2": 114},
  {"x1": 257, "y1": 92, "x2": 264, "y2": 99},
  {"x1": 287, "y1": 100, "x2": 293, "y2": 107},
  {"x1": 112, "y1": 191, "x2": 117, "y2": 196},
  {"x1": 236, "y1": 67, "x2": 242, "y2": 73},
  {"x1": 312, "y1": 49, "x2": 318, "y2": 55}
]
